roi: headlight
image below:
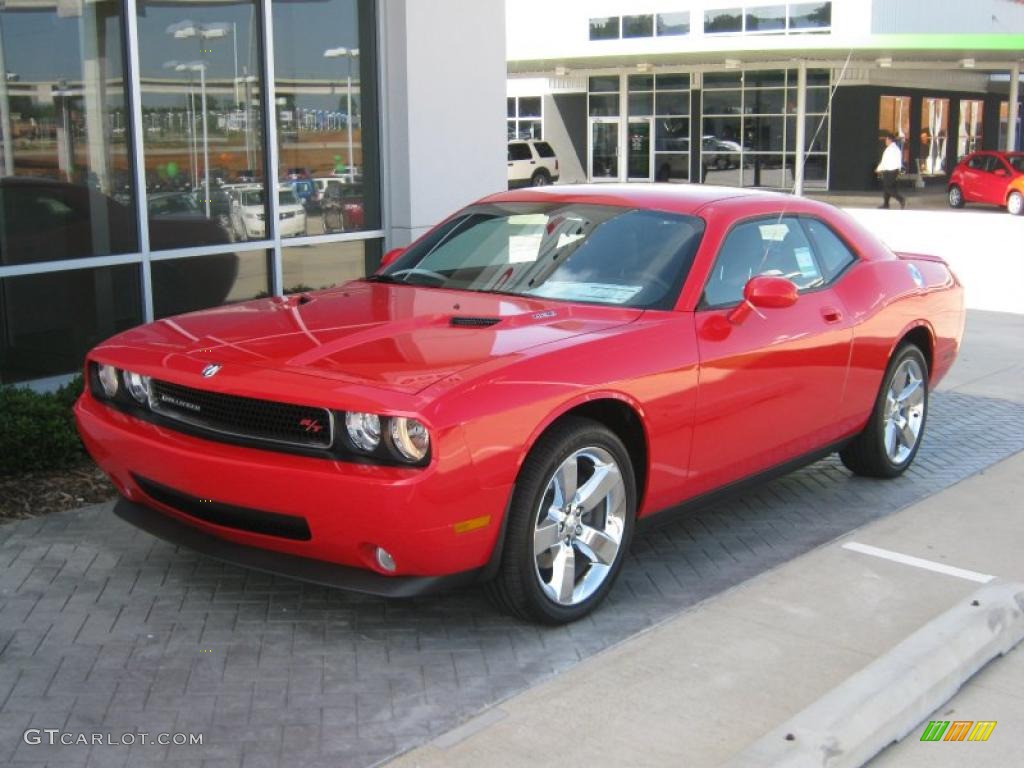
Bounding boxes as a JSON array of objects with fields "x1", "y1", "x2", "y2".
[
  {"x1": 123, "y1": 371, "x2": 152, "y2": 404},
  {"x1": 389, "y1": 417, "x2": 430, "y2": 462},
  {"x1": 345, "y1": 412, "x2": 381, "y2": 452},
  {"x1": 97, "y1": 364, "x2": 119, "y2": 398}
]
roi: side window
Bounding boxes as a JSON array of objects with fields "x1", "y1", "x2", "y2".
[
  {"x1": 702, "y1": 217, "x2": 823, "y2": 308},
  {"x1": 801, "y1": 218, "x2": 856, "y2": 282},
  {"x1": 508, "y1": 143, "x2": 531, "y2": 161},
  {"x1": 967, "y1": 154, "x2": 986, "y2": 170},
  {"x1": 533, "y1": 142, "x2": 556, "y2": 158}
]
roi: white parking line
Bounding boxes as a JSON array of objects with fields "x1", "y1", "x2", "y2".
[{"x1": 841, "y1": 542, "x2": 996, "y2": 583}]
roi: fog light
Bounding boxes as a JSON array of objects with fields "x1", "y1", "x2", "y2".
[
  {"x1": 97, "y1": 364, "x2": 119, "y2": 398},
  {"x1": 374, "y1": 547, "x2": 396, "y2": 573}
]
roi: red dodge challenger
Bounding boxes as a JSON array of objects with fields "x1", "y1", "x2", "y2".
[{"x1": 76, "y1": 185, "x2": 965, "y2": 623}]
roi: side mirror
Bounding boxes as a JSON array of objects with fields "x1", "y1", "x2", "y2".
[
  {"x1": 377, "y1": 247, "x2": 404, "y2": 273},
  {"x1": 727, "y1": 275, "x2": 798, "y2": 324}
]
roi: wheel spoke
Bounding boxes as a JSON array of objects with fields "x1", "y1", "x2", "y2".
[
  {"x1": 884, "y1": 420, "x2": 899, "y2": 457},
  {"x1": 899, "y1": 419, "x2": 917, "y2": 451},
  {"x1": 550, "y1": 543, "x2": 576, "y2": 604},
  {"x1": 574, "y1": 462, "x2": 620, "y2": 513},
  {"x1": 897, "y1": 377, "x2": 924, "y2": 409},
  {"x1": 576, "y1": 525, "x2": 619, "y2": 566},
  {"x1": 552, "y1": 458, "x2": 578, "y2": 509},
  {"x1": 534, "y1": 520, "x2": 561, "y2": 555}
]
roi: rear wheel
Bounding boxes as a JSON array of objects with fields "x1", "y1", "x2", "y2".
[
  {"x1": 840, "y1": 344, "x2": 928, "y2": 478},
  {"x1": 947, "y1": 185, "x2": 964, "y2": 208},
  {"x1": 531, "y1": 169, "x2": 551, "y2": 187},
  {"x1": 485, "y1": 417, "x2": 635, "y2": 624},
  {"x1": 1008, "y1": 191, "x2": 1024, "y2": 216}
]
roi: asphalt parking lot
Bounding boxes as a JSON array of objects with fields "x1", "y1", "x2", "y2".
[{"x1": 2, "y1": 209, "x2": 1022, "y2": 768}]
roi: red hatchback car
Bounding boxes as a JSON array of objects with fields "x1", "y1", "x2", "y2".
[
  {"x1": 947, "y1": 150, "x2": 1024, "y2": 215},
  {"x1": 76, "y1": 185, "x2": 964, "y2": 623}
]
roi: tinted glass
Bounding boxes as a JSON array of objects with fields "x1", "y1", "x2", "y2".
[
  {"x1": 508, "y1": 143, "x2": 532, "y2": 161},
  {"x1": 1007, "y1": 156, "x2": 1024, "y2": 173},
  {"x1": 507, "y1": 97, "x2": 516, "y2": 118},
  {"x1": 622, "y1": 15, "x2": 654, "y2": 38},
  {"x1": 152, "y1": 250, "x2": 269, "y2": 319},
  {"x1": 378, "y1": 203, "x2": 705, "y2": 310},
  {"x1": 656, "y1": 73, "x2": 691, "y2": 90},
  {"x1": 656, "y1": 119, "x2": 690, "y2": 152},
  {"x1": 282, "y1": 239, "x2": 375, "y2": 294},
  {"x1": 138, "y1": 0, "x2": 264, "y2": 250},
  {"x1": 589, "y1": 17, "x2": 620, "y2": 40},
  {"x1": 802, "y1": 218, "x2": 855, "y2": 281},
  {"x1": 628, "y1": 75, "x2": 654, "y2": 91},
  {"x1": 789, "y1": 2, "x2": 832, "y2": 29},
  {"x1": 589, "y1": 76, "x2": 620, "y2": 93},
  {"x1": 0, "y1": 1, "x2": 135, "y2": 265},
  {"x1": 1, "y1": 264, "x2": 141, "y2": 384},
  {"x1": 703, "y1": 90, "x2": 742, "y2": 115},
  {"x1": 518, "y1": 97, "x2": 542, "y2": 118},
  {"x1": 629, "y1": 93, "x2": 654, "y2": 117},
  {"x1": 274, "y1": 0, "x2": 379, "y2": 235},
  {"x1": 746, "y1": 5, "x2": 786, "y2": 31},
  {"x1": 704, "y1": 9, "x2": 742, "y2": 33},
  {"x1": 656, "y1": 13, "x2": 690, "y2": 36},
  {"x1": 655, "y1": 91, "x2": 689, "y2": 117},
  {"x1": 703, "y1": 72, "x2": 743, "y2": 88},
  {"x1": 533, "y1": 142, "x2": 556, "y2": 158},
  {"x1": 589, "y1": 94, "x2": 619, "y2": 117}
]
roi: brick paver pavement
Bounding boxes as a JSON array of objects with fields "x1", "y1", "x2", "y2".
[{"x1": 1, "y1": 391, "x2": 1021, "y2": 767}]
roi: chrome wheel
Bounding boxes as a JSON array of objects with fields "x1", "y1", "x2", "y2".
[
  {"x1": 883, "y1": 358, "x2": 926, "y2": 465},
  {"x1": 532, "y1": 446, "x2": 626, "y2": 606},
  {"x1": 948, "y1": 185, "x2": 963, "y2": 208},
  {"x1": 1008, "y1": 191, "x2": 1023, "y2": 216}
]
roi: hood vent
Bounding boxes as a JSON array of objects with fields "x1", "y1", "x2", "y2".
[{"x1": 449, "y1": 316, "x2": 501, "y2": 328}]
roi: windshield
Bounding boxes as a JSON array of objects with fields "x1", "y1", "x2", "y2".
[{"x1": 375, "y1": 203, "x2": 704, "y2": 309}]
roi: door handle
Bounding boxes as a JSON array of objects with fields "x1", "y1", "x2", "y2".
[{"x1": 821, "y1": 306, "x2": 843, "y2": 323}]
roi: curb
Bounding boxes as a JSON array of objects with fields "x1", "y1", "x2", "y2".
[{"x1": 723, "y1": 580, "x2": 1024, "y2": 768}]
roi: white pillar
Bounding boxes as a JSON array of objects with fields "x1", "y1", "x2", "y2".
[
  {"x1": 1008, "y1": 62, "x2": 1020, "y2": 153},
  {"x1": 794, "y1": 61, "x2": 807, "y2": 197},
  {"x1": 0, "y1": 20, "x2": 14, "y2": 177},
  {"x1": 380, "y1": 0, "x2": 507, "y2": 247}
]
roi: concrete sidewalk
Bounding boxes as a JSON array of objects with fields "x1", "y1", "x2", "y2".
[{"x1": 385, "y1": 311, "x2": 1024, "y2": 768}]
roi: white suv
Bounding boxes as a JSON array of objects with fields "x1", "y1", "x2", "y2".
[{"x1": 507, "y1": 140, "x2": 560, "y2": 188}]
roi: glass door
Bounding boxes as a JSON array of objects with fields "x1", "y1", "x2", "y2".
[
  {"x1": 590, "y1": 118, "x2": 619, "y2": 181},
  {"x1": 627, "y1": 118, "x2": 652, "y2": 181}
]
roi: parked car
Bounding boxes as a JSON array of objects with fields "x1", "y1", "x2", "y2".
[
  {"x1": 947, "y1": 150, "x2": 1024, "y2": 215},
  {"x1": 286, "y1": 178, "x2": 321, "y2": 213},
  {"x1": 230, "y1": 186, "x2": 307, "y2": 240},
  {"x1": 508, "y1": 139, "x2": 559, "y2": 188},
  {"x1": 76, "y1": 184, "x2": 963, "y2": 624},
  {"x1": 321, "y1": 182, "x2": 365, "y2": 232}
]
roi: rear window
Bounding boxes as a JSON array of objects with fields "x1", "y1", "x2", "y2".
[
  {"x1": 508, "y1": 143, "x2": 532, "y2": 161},
  {"x1": 533, "y1": 142, "x2": 556, "y2": 158}
]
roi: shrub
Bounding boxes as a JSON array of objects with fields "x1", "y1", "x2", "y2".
[{"x1": 0, "y1": 375, "x2": 86, "y2": 477}]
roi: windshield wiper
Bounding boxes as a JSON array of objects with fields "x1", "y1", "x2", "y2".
[{"x1": 362, "y1": 273, "x2": 399, "y2": 284}]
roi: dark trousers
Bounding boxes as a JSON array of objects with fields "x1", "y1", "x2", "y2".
[{"x1": 880, "y1": 170, "x2": 905, "y2": 208}]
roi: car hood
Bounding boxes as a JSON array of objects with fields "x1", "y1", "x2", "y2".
[{"x1": 107, "y1": 282, "x2": 642, "y2": 394}]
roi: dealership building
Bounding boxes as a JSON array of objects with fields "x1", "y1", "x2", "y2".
[
  {"x1": 0, "y1": 0, "x2": 1022, "y2": 388},
  {"x1": 506, "y1": 0, "x2": 1023, "y2": 191}
]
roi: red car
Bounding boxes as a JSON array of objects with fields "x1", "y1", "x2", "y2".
[
  {"x1": 76, "y1": 185, "x2": 964, "y2": 624},
  {"x1": 947, "y1": 150, "x2": 1024, "y2": 215}
]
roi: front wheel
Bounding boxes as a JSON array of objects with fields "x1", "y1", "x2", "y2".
[
  {"x1": 947, "y1": 185, "x2": 964, "y2": 208},
  {"x1": 486, "y1": 417, "x2": 636, "y2": 624},
  {"x1": 840, "y1": 344, "x2": 928, "y2": 478},
  {"x1": 1008, "y1": 191, "x2": 1024, "y2": 216}
]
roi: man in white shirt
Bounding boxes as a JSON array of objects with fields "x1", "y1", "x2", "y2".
[{"x1": 875, "y1": 133, "x2": 907, "y2": 209}]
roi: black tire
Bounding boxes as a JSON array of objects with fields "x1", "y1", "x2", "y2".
[
  {"x1": 485, "y1": 416, "x2": 636, "y2": 624},
  {"x1": 948, "y1": 184, "x2": 965, "y2": 208},
  {"x1": 530, "y1": 169, "x2": 551, "y2": 187},
  {"x1": 840, "y1": 344, "x2": 929, "y2": 478}
]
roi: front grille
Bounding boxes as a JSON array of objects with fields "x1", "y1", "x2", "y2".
[
  {"x1": 149, "y1": 379, "x2": 333, "y2": 450},
  {"x1": 133, "y1": 474, "x2": 311, "y2": 540}
]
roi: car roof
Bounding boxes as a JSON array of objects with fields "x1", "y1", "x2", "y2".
[{"x1": 480, "y1": 183, "x2": 788, "y2": 215}]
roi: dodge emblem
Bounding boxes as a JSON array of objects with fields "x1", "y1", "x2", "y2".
[{"x1": 202, "y1": 363, "x2": 222, "y2": 378}]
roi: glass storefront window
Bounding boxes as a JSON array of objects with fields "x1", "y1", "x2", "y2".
[
  {"x1": 746, "y1": 6, "x2": 786, "y2": 32},
  {"x1": 275, "y1": 0, "x2": 379, "y2": 236},
  {"x1": 920, "y1": 97, "x2": 950, "y2": 175},
  {"x1": 137, "y1": 0, "x2": 265, "y2": 251},
  {"x1": 656, "y1": 13, "x2": 690, "y2": 36},
  {"x1": 789, "y1": 2, "x2": 832, "y2": 31},
  {"x1": 151, "y1": 249, "x2": 270, "y2": 319},
  {"x1": 589, "y1": 17, "x2": 620, "y2": 41},
  {"x1": 622, "y1": 15, "x2": 654, "y2": 39},
  {"x1": 282, "y1": 239, "x2": 378, "y2": 294},
  {"x1": 958, "y1": 100, "x2": 983, "y2": 157},
  {"x1": 0, "y1": 0, "x2": 136, "y2": 266},
  {"x1": 878, "y1": 95, "x2": 911, "y2": 170},
  {"x1": 1, "y1": 264, "x2": 141, "y2": 383},
  {"x1": 704, "y1": 9, "x2": 743, "y2": 34}
]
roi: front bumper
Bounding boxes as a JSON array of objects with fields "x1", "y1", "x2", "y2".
[{"x1": 75, "y1": 393, "x2": 509, "y2": 585}]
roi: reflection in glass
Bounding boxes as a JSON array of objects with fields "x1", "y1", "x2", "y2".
[
  {"x1": 589, "y1": 17, "x2": 620, "y2": 41},
  {"x1": 746, "y1": 6, "x2": 786, "y2": 31},
  {"x1": 920, "y1": 98, "x2": 949, "y2": 175},
  {"x1": 627, "y1": 120, "x2": 650, "y2": 179},
  {"x1": 628, "y1": 93, "x2": 653, "y2": 117},
  {"x1": 789, "y1": 2, "x2": 832, "y2": 30},
  {"x1": 656, "y1": 119, "x2": 690, "y2": 152},
  {"x1": 622, "y1": 15, "x2": 653, "y2": 38},
  {"x1": 152, "y1": 249, "x2": 269, "y2": 319},
  {"x1": 138, "y1": 0, "x2": 265, "y2": 250},
  {"x1": 741, "y1": 154, "x2": 788, "y2": 188},
  {"x1": 0, "y1": 264, "x2": 141, "y2": 383},
  {"x1": 878, "y1": 95, "x2": 911, "y2": 169},
  {"x1": 277, "y1": 0, "x2": 379, "y2": 236},
  {"x1": 282, "y1": 239, "x2": 370, "y2": 294},
  {"x1": 703, "y1": 90, "x2": 742, "y2": 116},
  {"x1": 704, "y1": 9, "x2": 742, "y2": 34},
  {"x1": 591, "y1": 121, "x2": 618, "y2": 178},
  {"x1": 0, "y1": 0, "x2": 136, "y2": 265},
  {"x1": 654, "y1": 153, "x2": 688, "y2": 182},
  {"x1": 518, "y1": 97, "x2": 542, "y2": 118},
  {"x1": 588, "y1": 94, "x2": 619, "y2": 117},
  {"x1": 656, "y1": 13, "x2": 690, "y2": 36},
  {"x1": 958, "y1": 100, "x2": 984, "y2": 156},
  {"x1": 655, "y1": 91, "x2": 688, "y2": 116}
]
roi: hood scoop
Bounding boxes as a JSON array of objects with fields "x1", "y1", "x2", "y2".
[{"x1": 449, "y1": 316, "x2": 501, "y2": 328}]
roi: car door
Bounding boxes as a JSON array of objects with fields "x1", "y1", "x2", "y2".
[
  {"x1": 983, "y1": 156, "x2": 1013, "y2": 206},
  {"x1": 959, "y1": 154, "x2": 988, "y2": 202},
  {"x1": 507, "y1": 142, "x2": 534, "y2": 184},
  {"x1": 687, "y1": 215, "x2": 854, "y2": 497}
]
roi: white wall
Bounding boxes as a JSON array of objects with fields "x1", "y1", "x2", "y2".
[{"x1": 381, "y1": 0, "x2": 508, "y2": 247}]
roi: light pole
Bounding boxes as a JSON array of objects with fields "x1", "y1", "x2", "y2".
[
  {"x1": 164, "y1": 60, "x2": 198, "y2": 191},
  {"x1": 323, "y1": 46, "x2": 359, "y2": 182}
]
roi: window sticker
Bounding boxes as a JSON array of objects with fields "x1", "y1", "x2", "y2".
[
  {"x1": 529, "y1": 282, "x2": 643, "y2": 304},
  {"x1": 757, "y1": 223, "x2": 789, "y2": 242},
  {"x1": 793, "y1": 246, "x2": 818, "y2": 278}
]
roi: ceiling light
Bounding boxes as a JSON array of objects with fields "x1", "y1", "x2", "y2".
[{"x1": 876, "y1": 57, "x2": 893, "y2": 68}]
